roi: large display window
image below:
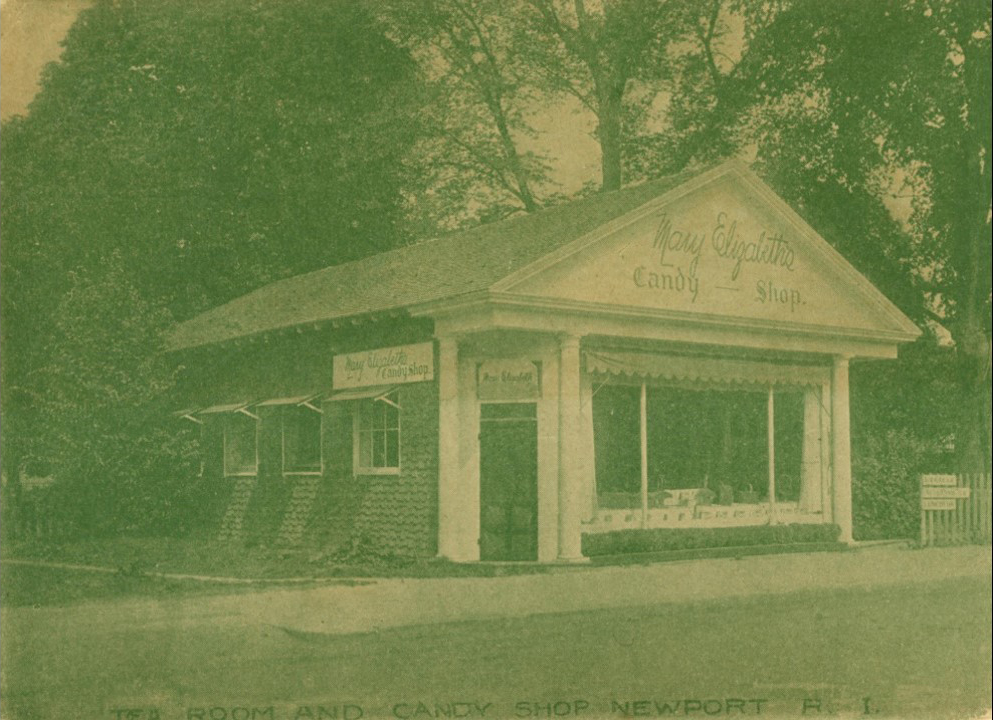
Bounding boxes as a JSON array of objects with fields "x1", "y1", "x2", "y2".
[{"x1": 591, "y1": 378, "x2": 810, "y2": 522}]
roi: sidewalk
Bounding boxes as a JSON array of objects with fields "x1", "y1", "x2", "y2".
[
  {"x1": 254, "y1": 543, "x2": 991, "y2": 635},
  {"x1": 5, "y1": 544, "x2": 988, "y2": 639}
]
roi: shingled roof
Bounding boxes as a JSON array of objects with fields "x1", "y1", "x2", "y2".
[{"x1": 169, "y1": 169, "x2": 700, "y2": 350}]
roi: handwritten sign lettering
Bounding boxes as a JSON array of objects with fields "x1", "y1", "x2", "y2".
[
  {"x1": 633, "y1": 210, "x2": 805, "y2": 312},
  {"x1": 477, "y1": 360, "x2": 541, "y2": 401},
  {"x1": 333, "y1": 342, "x2": 434, "y2": 389},
  {"x1": 711, "y1": 212, "x2": 795, "y2": 280}
]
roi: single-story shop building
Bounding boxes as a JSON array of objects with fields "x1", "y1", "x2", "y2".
[{"x1": 169, "y1": 161, "x2": 921, "y2": 561}]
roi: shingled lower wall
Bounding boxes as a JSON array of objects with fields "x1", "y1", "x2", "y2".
[{"x1": 317, "y1": 381, "x2": 439, "y2": 557}]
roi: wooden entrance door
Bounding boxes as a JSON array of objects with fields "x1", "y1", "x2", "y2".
[{"x1": 479, "y1": 403, "x2": 538, "y2": 561}]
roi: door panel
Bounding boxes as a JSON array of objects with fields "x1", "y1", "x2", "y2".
[{"x1": 479, "y1": 403, "x2": 538, "y2": 561}]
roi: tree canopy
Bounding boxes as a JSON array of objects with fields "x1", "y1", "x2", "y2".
[
  {"x1": 737, "y1": 0, "x2": 991, "y2": 470},
  {"x1": 1, "y1": 0, "x2": 427, "y2": 526}
]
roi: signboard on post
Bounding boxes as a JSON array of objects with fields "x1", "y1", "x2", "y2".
[
  {"x1": 921, "y1": 474, "x2": 958, "y2": 486},
  {"x1": 333, "y1": 342, "x2": 434, "y2": 389},
  {"x1": 919, "y1": 473, "x2": 979, "y2": 548},
  {"x1": 921, "y1": 486, "x2": 971, "y2": 500},
  {"x1": 921, "y1": 499, "x2": 957, "y2": 511}
]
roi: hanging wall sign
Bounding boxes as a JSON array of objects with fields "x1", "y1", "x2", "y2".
[
  {"x1": 333, "y1": 342, "x2": 434, "y2": 389},
  {"x1": 476, "y1": 360, "x2": 542, "y2": 401}
]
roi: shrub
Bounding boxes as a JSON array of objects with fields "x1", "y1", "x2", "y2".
[
  {"x1": 581, "y1": 523, "x2": 842, "y2": 557},
  {"x1": 852, "y1": 429, "x2": 935, "y2": 541}
]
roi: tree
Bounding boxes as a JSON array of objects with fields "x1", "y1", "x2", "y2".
[
  {"x1": 519, "y1": 0, "x2": 692, "y2": 191},
  {"x1": 379, "y1": 0, "x2": 552, "y2": 228},
  {"x1": 32, "y1": 257, "x2": 201, "y2": 535},
  {"x1": 658, "y1": 0, "x2": 787, "y2": 169},
  {"x1": 738, "y1": 0, "x2": 991, "y2": 471},
  {"x1": 1, "y1": 0, "x2": 429, "y2": 529}
]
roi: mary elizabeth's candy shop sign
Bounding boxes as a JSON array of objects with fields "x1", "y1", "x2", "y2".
[{"x1": 333, "y1": 342, "x2": 434, "y2": 389}]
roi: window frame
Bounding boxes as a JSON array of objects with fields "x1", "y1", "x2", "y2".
[
  {"x1": 281, "y1": 403, "x2": 324, "y2": 477},
  {"x1": 352, "y1": 391, "x2": 401, "y2": 476}
]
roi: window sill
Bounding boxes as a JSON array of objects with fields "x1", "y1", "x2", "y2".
[
  {"x1": 354, "y1": 468, "x2": 401, "y2": 477},
  {"x1": 283, "y1": 470, "x2": 323, "y2": 477}
]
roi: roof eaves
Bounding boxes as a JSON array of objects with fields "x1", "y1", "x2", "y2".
[{"x1": 167, "y1": 306, "x2": 415, "y2": 352}]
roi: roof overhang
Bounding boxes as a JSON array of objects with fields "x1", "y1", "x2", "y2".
[{"x1": 417, "y1": 292, "x2": 915, "y2": 360}]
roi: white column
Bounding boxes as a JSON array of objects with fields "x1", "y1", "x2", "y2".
[
  {"x1": 799, "y1": 386, "x2": 824, "y2": 512},
  {"x1": 819, "y1": 381, "x2": 833, "y2": 521},
  {"x1": 831, "y1": 355, "x2": 854, "y2": 543},
  {"x1": 437, "y1": 336, "x2": 466, "y2": 560},
  {"x1": 557, "y1": 334, "x2": 585, "y2": 561},
  {"x1": 767, "y1": 387, "x2": 777, "y2": 524},
  {"x1": 578, "y1": 371, "x2": 597, "y2": 522},
  {"x1": 640, "y1": 382, "x2": 649, "y2": 528}
]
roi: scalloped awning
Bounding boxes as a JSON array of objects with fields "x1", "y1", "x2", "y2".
[{"x1": 585, "y1": 351, "x2": 829, "y2": 388}]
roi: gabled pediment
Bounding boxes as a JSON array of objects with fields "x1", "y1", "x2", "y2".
[{"x1": 495, "y1": 162, "x2": 919, "y2": 341}]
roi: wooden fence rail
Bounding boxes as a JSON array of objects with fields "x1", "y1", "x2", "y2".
[{"x1": 920, "y1": 473, "x2": 991, "y2": 547}]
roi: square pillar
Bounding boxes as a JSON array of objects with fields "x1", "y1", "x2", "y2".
[
  {"x1": 831, "y1": 355, "x2": 853, "y2": 543},
  {"x1": 437, "y1": 336, "x2": 473, "y2": 560},
  {"x1": 819, "y1": 381, "x2": 833, "y2": 521},
  {"x1": 557, "y1": 334, "x2": 585, "y2": 561},
  {"x1": 578, "y1": 371, "x2": 598, "y2": 522}
]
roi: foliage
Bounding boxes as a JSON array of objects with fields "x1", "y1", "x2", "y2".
[
  {"x1": 21, "y1": 257, "x2": 200, "y2": 536},
  {"x1": 737, "y1": 0, "x2": 992, "y2": 471},
  {"x1": 582, "y1": 523, "x2": 842, "y2": 557},
  {"x1": 1, "y1": 0, "x2": 422, "y2": 318},
  {"x1": 377, "y1": 0, "x2": 554, "y2": 230},
  {"x1": 1, "y1": 0, "x2": 425, "y2": 536},
  {"x1": 517, "y1": 0, "x2": 693, "y2": 190},
  {"x1": 850, "y1": 338, "x2": 960, "y2": 539},
  {"x1": 851, "y1": 431, "x2": 928, "y2": 542}
]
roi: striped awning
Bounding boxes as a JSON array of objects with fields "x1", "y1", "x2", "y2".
[
  {"x1": 197, "y1": 402, "x2": 252, "y2": 414},
  {"x1": 585, "y1": 351, "x2": 829, "y2": 388},
  {"x1": 256, "y1": 394, "x2": 322, "y2": 407},
  {"x1": 329, "y1": 385, "x2": 398, "y2": 402}
]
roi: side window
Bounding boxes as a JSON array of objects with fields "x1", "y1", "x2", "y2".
[
  {"x1": 223, "y1": 412, "x2": 258, "y2": 476},
  {"x1": 282, "y1": 405, "x2": 322, "y2": 474},
  {"x1": 354, "y1": 391, "x2": 400, "y2": 474}
]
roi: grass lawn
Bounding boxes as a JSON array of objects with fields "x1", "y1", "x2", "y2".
[
  {"x1": 1, "y1": 574, "x2": 989, "y2": 720},
  {"x1": 2, "y1": 535, "x2": 566, "y2": 608},
  {"x1": 1, "y1": 534, "x2": 850, "y2": 604},
  {"x1": 4, "y1": 532, "x2": 452, "y2": 608},
  {"x1": 0, "y1": 562, "x2": 352, "y2": 609}
]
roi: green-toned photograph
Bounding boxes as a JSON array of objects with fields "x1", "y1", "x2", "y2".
[{"x1": 1, "y1": 1, "x2": 990, "y2": 718}]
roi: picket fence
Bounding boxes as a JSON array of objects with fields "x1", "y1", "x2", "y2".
[{"x1": 919, "y1": 473, "x2": 992, "y2": 547}]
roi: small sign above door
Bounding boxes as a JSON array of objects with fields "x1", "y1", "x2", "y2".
[
  {"x1": 477, "y1": 360, "x2": 542, "y2": 402},
  {"x1": 333, "y1": 342, "x2": 434, "y2": 389}
]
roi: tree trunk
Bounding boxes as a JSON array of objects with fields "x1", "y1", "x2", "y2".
[
  {"x1": 493, "y1": 107, "x2": 539, "y2": 212},
  {"x1": 952, "y1": 319, "x2": 991, "y2": 473},
  {"x1": 952, "y1": 36, "x2": 992, "y2": 473},
  {"x1": 596, "y1": 76, "x2": 626, "y2": 192}
]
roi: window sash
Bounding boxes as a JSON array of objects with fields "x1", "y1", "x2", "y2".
[{"x1": 354, "y1": 392, "x2": 400, "y2": 474}]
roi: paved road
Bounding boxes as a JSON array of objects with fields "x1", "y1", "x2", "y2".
[{"x1": 3, "y1": 545, "x2": 990, "y2": 720}]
